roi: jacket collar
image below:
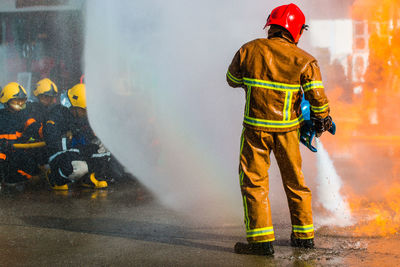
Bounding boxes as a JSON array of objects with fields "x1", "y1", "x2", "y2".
[{"x1": 267, "y1": 27, "x2": 296, "y2": 44}]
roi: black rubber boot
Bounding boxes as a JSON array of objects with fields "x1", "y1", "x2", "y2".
[
  {"x1": 290, "y1": 233, "x2": 315, "y2": 249},
  {"x1": 234, "y1": 241, "x2": 274, "y2": 256}
]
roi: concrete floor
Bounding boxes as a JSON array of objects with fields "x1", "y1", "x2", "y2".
[{"x1": 0, "y1": 178, "x2": 399, "y2": 267}]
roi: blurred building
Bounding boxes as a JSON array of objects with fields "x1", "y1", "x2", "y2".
[{"x1": 0, "y1": 0, "x2": 85, "y2": 99}]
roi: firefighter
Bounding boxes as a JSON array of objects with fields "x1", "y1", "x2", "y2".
[
  {"x1": 227, "y1": 4, "x2": 333, "y2": 255},
  {"x1": 25, "y1": 78, "x2": 61, "y2": 166},
  {"x1": 43, "y1": 83, "x2": 111, "y2": 190},
  {"x1": 0, "y1": 82, "x2": 42, "y2": 185},
  {"x1": 27, "y1": 78, "x2": 59, "y2": 124}
]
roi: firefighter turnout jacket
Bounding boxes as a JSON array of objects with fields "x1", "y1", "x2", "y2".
[
  {"x1": 227, "y1": 27, "x2": 330, "y2": 132},
  {"x1": 0, "y1": 108, "x2": 42, "y2": 160},
  {"x1": 43, "y1": 105, "x2": 106, "y2": 159}
]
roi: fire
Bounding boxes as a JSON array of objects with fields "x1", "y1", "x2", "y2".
[{"x1": 321, "y1": 0, "x2": 400, "y2": 237}]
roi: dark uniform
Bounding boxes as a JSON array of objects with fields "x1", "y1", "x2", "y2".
[
  {"x1": 0, "y1": 108, "x2": 42, "y2": 184},
  {"x1": 43, "y1": 105, "x2": 111, "y2": 187}
]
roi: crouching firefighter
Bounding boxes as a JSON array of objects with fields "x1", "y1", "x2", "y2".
[
  {"x1": 43, "y1": 83, "x2": 111, "y2": 190},
  {"x1": 226, "y1": 4, "x2": 334, "y2": 256},
  {"x1": 0, "y1": 82, "x2": 42, "y2": 185}
]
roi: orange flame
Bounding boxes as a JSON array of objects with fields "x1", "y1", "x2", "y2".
[{"x1": 322, "y1": 0, "x2": 400, "y2": 237}]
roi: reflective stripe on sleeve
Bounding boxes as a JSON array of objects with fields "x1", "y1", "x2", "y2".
[
  {"x1": 310, "y1": 103, "x2": 329, "y2": 113},
  {"x1": 302, "y1": 81, "x2": 324, "y2": 92},
  {"x1": 227, "y1": 71, "x2": 243, "y2": 84},
  {"x1": 91, "y1": 152, "x2": 111, "y2": 158}
]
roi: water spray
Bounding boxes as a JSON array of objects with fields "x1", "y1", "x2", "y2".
[
  {"x1": 315, "y1": 139, "x2": 354, "y2": 227},
  {"x1": 300, "y1": 99, "x2": 353, "y2": 227}
]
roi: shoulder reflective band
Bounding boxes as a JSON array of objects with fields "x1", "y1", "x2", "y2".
[
  {"x1": 292, "y1": 224, "x2": 314, "y2": 233},
  {"x1": 243, "y1": 78, "x2": 300, "y2": 92},
  {"x1": 302, "y1": 81, "x2": 324, "y2": 92},
  {"x1": 13, "y1": 142, "x2": 46, "y2": 149},
  {"x1": 244, "y1": 114, "x2": 303, "y2": 129},
  {"x1": 24, "y1": 118, "x2": 37, "y2": 130},
  {"x1": 227, "y1": 71, "x2": 243, "y2": 84},
  {"x1": 310, "y1": 103, "x2": 329, "y2": 113}
]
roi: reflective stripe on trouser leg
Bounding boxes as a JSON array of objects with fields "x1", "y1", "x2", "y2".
[
  {"x1": 273, "y1": 130, "x2": 314, "y2": 239},
  {"x1": 239, "y1": 128, "x2": 275, "y2": 242},
  {"x1": 292, "y1": 224, "x2": 314, "y2": 239}
]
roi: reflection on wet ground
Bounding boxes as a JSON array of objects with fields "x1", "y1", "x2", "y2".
[{"x1": 0, "y1": 177, "x2": 399, "y2": 266}]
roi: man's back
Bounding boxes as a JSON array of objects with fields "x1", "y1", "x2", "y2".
[{"x1": 227, "y1": 28, "x2": 329, "y2": 132}]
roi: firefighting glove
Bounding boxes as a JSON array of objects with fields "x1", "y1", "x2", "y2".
[{"x1": 311, "y1": 115, "x2": 333, "y2": 137}]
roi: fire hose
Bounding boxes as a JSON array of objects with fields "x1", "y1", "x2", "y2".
[{"x1": 13, "y1": 142, "x2": 46, "y2": 149}]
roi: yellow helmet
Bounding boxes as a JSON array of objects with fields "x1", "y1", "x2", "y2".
[
  {"x1": 68, "y1": 83, "x2": 86, "y2": 109},
  {"x1": 0, "y1": 82, "x2": 27, "y2": 104},
  {"x1": 34, "y1": 78, "x2": 58, "y2": 97}
]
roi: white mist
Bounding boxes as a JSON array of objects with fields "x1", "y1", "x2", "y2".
[
  {"x1": 315, "y1": 139, "x2": 354, "y2": 227},
  {"x1": 83, "y1": 0, "x2": 351, "y2": 226}
]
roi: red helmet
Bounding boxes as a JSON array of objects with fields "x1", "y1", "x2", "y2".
[{"x1": 264, "y1": 3, "x2": 307, "y2": 43}]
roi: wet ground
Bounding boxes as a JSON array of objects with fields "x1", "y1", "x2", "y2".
[{"x1": 0, "y1": 177, "x2": 399, "y2": 267}]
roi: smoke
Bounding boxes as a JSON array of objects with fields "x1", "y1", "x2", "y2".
[
  {"x1": 315, "y1": 139, "x2": 354, "y2": 227},
  {"x1": 83, "y1": 0, "x2": 349, "y2": 225}
]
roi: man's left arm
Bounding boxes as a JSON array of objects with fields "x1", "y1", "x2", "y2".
[{"x1": 226, "y1": 49, "x2": 245, "y2": 88}]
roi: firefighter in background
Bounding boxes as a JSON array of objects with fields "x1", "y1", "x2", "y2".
[
  {"x1": 25, "y1": 78, "x2": 63, "y2": 166},
  {"x1": 27, "y1": 78, "x2": 59, "y2": 124},
  {"x1": 44, "y1": 83, "x2": 111, "y2": 190},
  {"x1": 0, "y1": 82, "x2": 42, "y2": 185},
  {"x1": 227, "y1": 4, "x2": 333, "y2": 255}
]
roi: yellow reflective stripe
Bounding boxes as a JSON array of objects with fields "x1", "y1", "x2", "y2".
[
  {"x1": 243, "y1": 78, "x2": 300, "y2": 92},
  {"x1": 246, "y1": 226, "x2": 274, "y2": 238},
  {"x1": 302, "y1": 81, "x2": 324, "y2": 92},
  {"x1": 244, "y1": 114, "x2": 303, "y2": 129},
  {"x1": 292, "y1": 224, "x2": 314, "y2": 233},
  {"x1": 239, "y1": 127, "x2": 245, "y2": 157},
  {"x1": 239, "y1": 128, "x2": 245, "y2": 186},
  {"x1": 227, "y1": 71, "x2": 243, "y2": 84},
  {"x1": 254, "y1": 238, "x2": 276, "y2": 242},
  {"x1": 310, "y1": 103, "x2": 329, "y2": 113},
  {"x1": 243, "y1": 196, "x2": 250, "y2": 231},
  {"x1": 245, "y1": 86, "x2": 251, "y2": 116},
  {"x1": 283, "y1": 91, "x2": 293, "y2": 121}
]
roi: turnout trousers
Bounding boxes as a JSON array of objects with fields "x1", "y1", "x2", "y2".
[{"x1": 239, "y1": 127, "x2": 314, "y2": 243}]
